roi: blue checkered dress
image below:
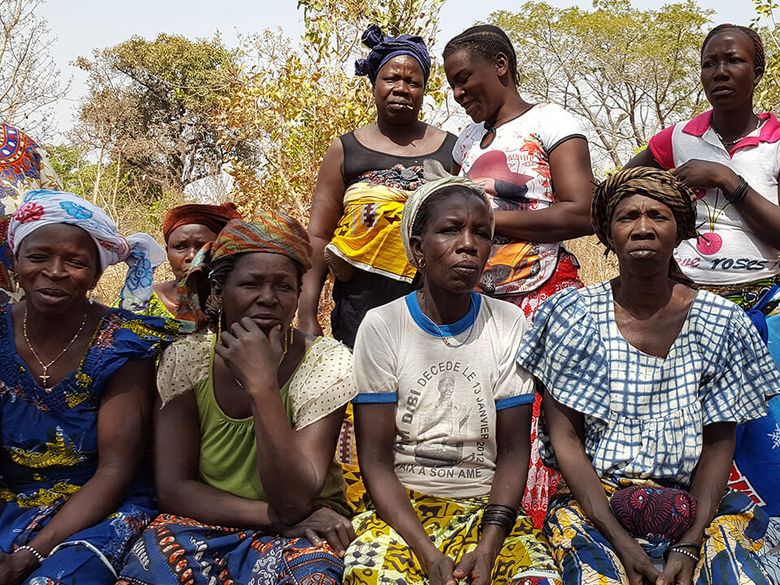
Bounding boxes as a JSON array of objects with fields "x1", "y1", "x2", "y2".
[{"x1": 517, "y1": 282, "x2": 780, "y2": 487}]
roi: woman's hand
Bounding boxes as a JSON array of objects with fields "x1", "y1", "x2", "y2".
[
  {"x1": 614, "y1": 538, "x2": 660, "y2": 585},
  {"x1": 453, "y1": 547, "x2": 496, "y2": 585},
  {"x1": 421, "y1": 550, "x2": 457, "y2": 585},
  {"x1": 215, "y1": 318, "x2": 284, "y2": 391},
  {"x1": 281, "y1": 507, "x2": 356, "y2": 557},
  {"x1": 0, "y1": 551, "x2": 38, "y2": 585},
  {"x1": 670, "y1": 160, "x2": 739, "y2": 193},
  {"x1": 656, "y1": 550, "x2": 697, "y2": 585}
]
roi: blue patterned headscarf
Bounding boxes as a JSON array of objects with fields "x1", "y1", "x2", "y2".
[
  {"x1": 8, "y1": 189, "x2": 165, "y2": 312},
  {"x1": 355, "y1": 24, "x2": 431, "y2": 84}
]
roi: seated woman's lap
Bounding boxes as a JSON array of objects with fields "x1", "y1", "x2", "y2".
[
  {"x1": 344, "y1": 491, "x2": 562, "y2": 585},
  {"x1": 118, "y1": 513, "x2": 343, "y2": 585},
  {"x1": 545, "y1": 486, "x2": 771, "y2": 585}
]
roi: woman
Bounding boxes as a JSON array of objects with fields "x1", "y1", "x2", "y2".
[
  {"x1": 117, "y1": 213, "x2": 357, "y2": 585},
  {"x1": 143, "y1": 201, "x2": 242, "y2": 317},
  {"x1": 345, "y1": 169, "x2": 561, "y2": 585},
  {"x1": 299, "y1": 24, "x2": 457, "y2": 348},
  {"x1": 518, "y1": 167, "x2": 779, "y2": 584},
  {"x1": 443, "y1": 23, "x2": 595, "y2": 528},
  {"x1": 627, "y1": 24, "x2": 780, "y2": 306},
  {"x1": 0, "y1": 189, "x2": 177, "y2": 584}
]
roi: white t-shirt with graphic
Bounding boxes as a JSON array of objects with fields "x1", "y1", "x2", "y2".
[
  {"x1": 352, "y1": 292, "x2": 535, "y2": 498},
  {"x1": 649, "y1": 110, "x2": 780, "y2": 285},
  {"x1": 453, "y1": 103, "x2": 587, "y2": 296}
]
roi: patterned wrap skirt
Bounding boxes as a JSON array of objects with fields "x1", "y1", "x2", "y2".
[
  {"x1": 343, "y1": 490, "x2": 562, "y2": 585},
  {"x1": 116, "y1": 513, "x2": 343, "y2": 585},
  {"x1": 545, "y1": 481, "x2": 773, "y2": 584}
]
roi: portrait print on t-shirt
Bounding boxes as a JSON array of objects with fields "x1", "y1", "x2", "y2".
[{"x1": 353, "y1": 293, "x2": 535, "y2": 498}]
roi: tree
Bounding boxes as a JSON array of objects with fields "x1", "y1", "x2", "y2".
[
  {"x1": 0, "y1": 0, "x2": 62, "y2": 137},
  {"x1": 752, "y1": 0, "x2": 780, "y2": 111},
  {"x1": 216, "y1": 0, "x2": 447, "y2": 219},
  {"x1": 75, "y1": 34, "x2": 256, "y2": 193},
  {"x1": 491, "y1": 0, "x2": 712, "y2": 172}
]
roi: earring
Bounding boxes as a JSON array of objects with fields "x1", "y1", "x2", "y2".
[
  {"x1": 217, "y1": 308, "x2": 223, "y2": 338},
  {"x1": 88, "y1": 289, "x2": 95, "y2": 305},
  {"x1": 417, "y1": 258, "x2": 426, "y2": 269},
  {"x1": 283, "y1": 326, "x2": 294, "y2": 353}
]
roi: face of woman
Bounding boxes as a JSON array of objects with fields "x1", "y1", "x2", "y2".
[
  {"x1": 167, "y1": 223, "x2": 218, "y2": 281},
  {"x1": 411, "y1": 192, "x2": 493, "y2": 294},
  {"x1": 374, "y1": 55, "x2": 425, "y2": 125},
  {"x1": 217, "y1": 252, "x2": 300, "y2": 332},
  {"x1": 701, "y1": 31, "x2": 760, "y2": 110},
  {"x1": 609, "y1": 194, "x2": 678, "y2": 268},
  {"x1": 16, "y1": 223, "x2": 100, "y2": 312},
  {"x1": 444, "y1": 48, "x2": 508, "y2": 124}
]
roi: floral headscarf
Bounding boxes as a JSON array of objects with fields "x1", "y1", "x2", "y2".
[{"x1": 9, "y1": 189, "x2": 165, "y2": 312}]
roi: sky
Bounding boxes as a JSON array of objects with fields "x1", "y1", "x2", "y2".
[{"x1": 38, "y1": 0, "x2": 758, "y2": 139}]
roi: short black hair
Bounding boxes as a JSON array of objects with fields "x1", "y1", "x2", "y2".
[
  {"x1": 701, "y1": 24, "x2": 765, "y2": 73},
  {"x1": 443, "y1": 24, "x2": 519, "y2": 86}
]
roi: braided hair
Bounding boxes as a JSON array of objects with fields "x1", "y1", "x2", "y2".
[
  {"x1": 443, "y1": 25, "x2": 519, "y2": 86},
  {"x1": 701, "y1": 24, "x2": 765, "y2": 73}
]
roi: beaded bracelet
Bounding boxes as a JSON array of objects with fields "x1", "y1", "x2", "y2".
[
  {"x1": 15, "y1": 544, "x2": 45, "y2": 565},
  {"x1": 724, "y1": 175, "x2": 749, "y2": 204},
  {"x1": 668, "y1": 546, "x2": 700, "y2": 563},
  {"x1": 673, "y1": 541, "x2": 701, "y2": 550}
]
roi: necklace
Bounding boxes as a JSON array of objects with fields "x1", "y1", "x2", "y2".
[
  {"x1": 480, "y1": 104, "x2": 537, "y2": 149},
  {"x1": 417, "y1": 295, "x2": 478, "y2": 348},
  {"x1": 712, "y1": 116, "x2": 763, "y2": 148},
  {"x1": 23, "y1": 308, "x2": 88, "y2": 389}
]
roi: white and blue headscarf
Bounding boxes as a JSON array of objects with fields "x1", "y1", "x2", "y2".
[{"x1": 8, "y1": 189, "x2": 165, "y2": 312}]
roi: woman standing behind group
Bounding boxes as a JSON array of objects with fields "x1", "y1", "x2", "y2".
[
  {"x1": 442, "y1": 24, "x2": 595, "y2": 527},
  {"x1": 300, "y1": 25, "x2": 456, "y2": 348},
  {"x1": 627, "y1": 24, "x2": 780, "y2": 579}
]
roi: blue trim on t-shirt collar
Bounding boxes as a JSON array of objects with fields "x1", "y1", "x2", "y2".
[{"x1": 404, "y1": 291, "x2": 482, "y2": 337}]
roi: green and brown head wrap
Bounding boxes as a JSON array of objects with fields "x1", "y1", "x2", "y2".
[{"x1": 592, "y1": 166, "x2": 698, "y2": 285}]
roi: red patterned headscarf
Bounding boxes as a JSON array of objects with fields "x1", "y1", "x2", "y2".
[
  {"x1": 162, "y1": 202, "x2": 242, "y2": 242},
  {"x1": 176, "y1": 212, "x2": 312, "y2": 328}
]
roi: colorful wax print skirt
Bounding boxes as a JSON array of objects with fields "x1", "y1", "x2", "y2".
[
  {"x1": 117, "y1": 513, "x2": 344, "y2": 585},
  {"x1": 545, "y1": 480, "x2": 772, "y2": 584},
  {"x1": 344, "y1": 490, "x2": 562, "y2": 585}
]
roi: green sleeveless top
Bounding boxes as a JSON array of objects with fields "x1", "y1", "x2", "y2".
[{"x1": 193, "y1": 337, "x2": 351, "y2": 516}]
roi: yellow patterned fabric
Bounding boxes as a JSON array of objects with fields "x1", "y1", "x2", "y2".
[
  {"x1": 337, "y1": 403, "x2": 367, "y2": 513},
  {"x1": 344, "y1": 490, "x2": 562, "y2": 585},
  {"x1": 326, "y1": 183, "x2": 416, "y2": 283}
]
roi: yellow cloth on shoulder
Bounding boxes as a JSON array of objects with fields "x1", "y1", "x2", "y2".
[{"x1": 326, "y1": 182, "x2": 416, "y2": 283}]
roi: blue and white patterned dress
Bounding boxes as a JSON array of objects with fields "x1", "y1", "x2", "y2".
[
  {"x1": 0, "y1": 307, "x2": 177, "y2": 584},
  {"x1": 517, "y1": 282, "x2": 780, "y2": 585}
]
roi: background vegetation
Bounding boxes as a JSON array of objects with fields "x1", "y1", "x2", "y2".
[{"x1": 3, "y1": 0, "x2": 780, "y2": 305}]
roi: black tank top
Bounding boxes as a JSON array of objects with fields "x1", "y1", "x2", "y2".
[{"x1": 340, "y1": 131, "x2": 458, "y2": 186}]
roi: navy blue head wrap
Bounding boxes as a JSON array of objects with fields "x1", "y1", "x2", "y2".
[{"x1": 354, "y1": 24, "x2": 431, "y2": 84}]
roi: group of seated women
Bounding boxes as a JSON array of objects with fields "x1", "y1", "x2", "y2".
[{"x1": 1, "y1": 18, "x2": 779, "y2": 585}]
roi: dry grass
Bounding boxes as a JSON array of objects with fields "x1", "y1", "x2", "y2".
[{"x1": 566, "y1": 235, "x2": 619, "y2": 285}]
